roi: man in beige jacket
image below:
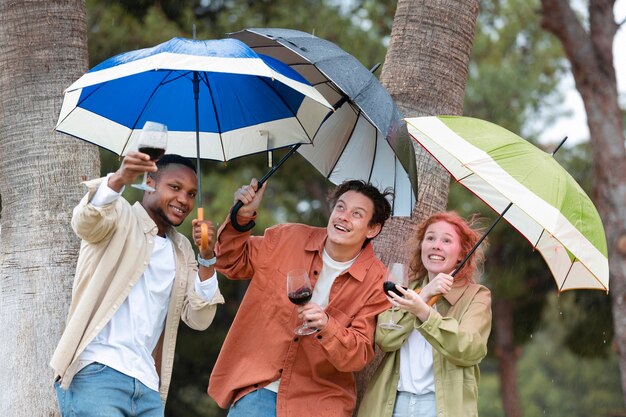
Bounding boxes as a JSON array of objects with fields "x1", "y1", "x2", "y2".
[{"x1": 50, "y1": 152, "x2": 224, "y2": 416}]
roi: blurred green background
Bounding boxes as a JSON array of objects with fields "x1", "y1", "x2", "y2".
[{"x1": 88, "y1": 0, "x2": 624, "y2": 415}]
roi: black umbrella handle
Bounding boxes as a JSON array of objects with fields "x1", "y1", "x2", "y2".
[{"x1": 229, "y1": 144, "x2": 302, "y2": 232}]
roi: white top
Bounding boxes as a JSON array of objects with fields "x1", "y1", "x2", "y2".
[
  {"x1": 265, "y1": 248, "x2": 358, "y2": 393},
  {"x1": 397, "y1": 320, "x2": 435, "y2": 394},
  {"x1": 79, "y1": 175, "x2": 218, "y2": 391}
]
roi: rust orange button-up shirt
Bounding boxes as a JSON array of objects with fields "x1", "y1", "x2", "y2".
[{"x1": 209, "y1": 215, "x2": 390, "y2": 417}]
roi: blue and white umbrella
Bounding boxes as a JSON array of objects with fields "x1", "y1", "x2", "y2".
[
  {"x1": 56, "y1": 37, "x2": 332, "y2": 163},
  {"x1": 56, "y1": 36, "x2": 332, "y2": 243}
]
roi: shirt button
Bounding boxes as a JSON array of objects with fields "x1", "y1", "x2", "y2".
[
  {"x1": 313, "y1": 270, "x2": 318, "y2": 275},
  {"x1": 293, "y1": 337, "x2": 299, "y2": 342},
  {"x1": 316, "y1": 335, "x2": 322, "y2": 339},
  {"x1": 387, "y1": 400, "x2": 393, "y2": 405}
]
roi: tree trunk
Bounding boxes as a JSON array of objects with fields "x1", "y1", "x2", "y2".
[
  {"x1": 0, "y1": 1, "x2": 100, "y2": 415},
  {"x1": 356, "y1": 0, "x2": 480, "y2": 412},
  {"x1": 540, "y1": 0, "x2": 626, "y2": 405},
  {"x1": 493, "y1": 299, "x2": 522, "y2": 417}
]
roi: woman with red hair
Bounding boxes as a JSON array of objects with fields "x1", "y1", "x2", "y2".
[{"x1": 358, "y1": 211, "x2": 492, "y2": 417}]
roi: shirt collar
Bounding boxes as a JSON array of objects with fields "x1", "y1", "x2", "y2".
[{"x1": 304, "y1": 228, "x2": 378, "y2": 283}]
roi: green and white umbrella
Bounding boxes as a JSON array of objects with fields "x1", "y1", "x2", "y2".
[{"x1": 406, "y1": 116, "x2": 608, "y2": 293}]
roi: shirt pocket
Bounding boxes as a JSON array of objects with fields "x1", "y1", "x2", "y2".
[
  {"x1": 260, "y1": 267, "x2": 297, "y2": 325},
  {"x1": 325, "y1": 305, "x2": 354, "y2": 328}
]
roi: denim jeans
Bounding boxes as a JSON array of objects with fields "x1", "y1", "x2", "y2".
[
  {"x1": 227, "y1": 388, "x2": 277, "y2": 417},
  {"x1": 54, "y1": 363, "x2": 164, "y2": 417},
  {"x1": 392, "y1": 391, "x2": 436, "y2": 417}
]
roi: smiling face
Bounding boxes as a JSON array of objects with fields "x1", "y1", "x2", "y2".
[
  {"x1": 325, "y1": 190, "x2": 381, "y2": 261},
  {"x1": 142, "y1": 164, "x2": 197, "y2": 236},
  {"x1": 421, "y1": 220, "x2": 463, "y2": 280}
]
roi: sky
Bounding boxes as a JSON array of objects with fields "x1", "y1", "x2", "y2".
[{"x1": 538, "y1": 1, "x2": 626, "y2": 145}]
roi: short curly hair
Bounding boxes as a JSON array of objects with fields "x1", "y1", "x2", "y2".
[{"x1": 328, "y1": 180, "x2": 394, "y2": 245}]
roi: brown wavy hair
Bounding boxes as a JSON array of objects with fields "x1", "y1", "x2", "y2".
[{"x1": 408, "y1": 211, "x2": 487, "y2": 285}]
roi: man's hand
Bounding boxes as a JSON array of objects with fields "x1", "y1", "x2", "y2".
[
  {"x1": 298, "y1": 303, "x2": 329, "y2": 331},
  {"x1": 192, "y1": 219, "x2": 216, "y2": 259},
  {"x1": 107, "y1": 151, "x2": 157, "y2": 192},
  {"x1": 233, "y1": 178, "x2": 267, "y2": 217}
]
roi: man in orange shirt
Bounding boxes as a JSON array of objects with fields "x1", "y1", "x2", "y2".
[{"x1": 208, "y1": 178, "x2": 393, "y2": 417}]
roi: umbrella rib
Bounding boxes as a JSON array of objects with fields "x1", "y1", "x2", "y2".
[
  {"x1": 256, "y1": 76, "x2": 316, "y2": 144},
  {"x1": 198, "y1": 72, "x2": 227, "y2": 161},
  {"x1": 324, "y1": 102, "x2": 361, "y2": 181},
  {"x1": 120, "y1": 70, "x2": 175, "y2": 155},
  {"x1": 558, "y1": 261, "x2": 576, "y2": 293},
  {"x1": 457, "y1": 172, "x2": 475, "y2": 182}
]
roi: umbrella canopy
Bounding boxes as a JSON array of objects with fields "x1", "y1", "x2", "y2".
[
  {"x1": 56, "y1": 37, "x2": 332, "y2": 162},
  {"x1": 406, "y1": 116, "x2": 609, "y2": 293},
  {"x1": 229, "y1": 28, "x2": 417, "y2": 217}
]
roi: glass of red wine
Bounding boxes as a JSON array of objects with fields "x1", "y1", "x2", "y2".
[
  {"x1": 379, "y1": 262, "x2": 409, "y2": 330},
  {"x1": 132, "y1": 121, "x2": 168, "y2": 192},
  {"x1": 286, "y1": 268, "x2": 317, "y2": 336}
]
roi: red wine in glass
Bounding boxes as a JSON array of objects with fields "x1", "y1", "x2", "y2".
[
  {"x1": 288, "y1": 287, "x2": 313, "y2": 305},
  {"x1": 132, "y1": 121, "x2": 168, "y2": 192},
  {"x1": 383, "y1": 281, "x2": 406, "y2": 297},
  {"x1": 286, "y1": 269, "x2": 317, "y2": 336},
  {"x1": 138, "y1": 146, "x2": 165, "y2": 161}
]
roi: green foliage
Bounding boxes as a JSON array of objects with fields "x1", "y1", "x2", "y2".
[
  {"x1": 465, "y1": 0, "x2": 567, "y2": 138},
  {"x1": 85, "y1": 0, "x2": 619, "y2": 415}
]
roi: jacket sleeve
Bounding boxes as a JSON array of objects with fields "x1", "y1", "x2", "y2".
[
  {"x1": 71, "y1": 177, "x2": 121, "y2": 243},
  {"x1": 214, "y1": 213, "x2": 264, "y2": 280},
  {"x1": 315, "y1": 282, "x2": 391, "y2": 372},
  {"x1": 181, "y1": 246, "x2": 225, "y2": 330},
  {"x1": 416, "y1": 286, "x2": 492, "y2": 367},
  {"x1": 375, "y1": 309, "x2": 414, "y2": 352}
]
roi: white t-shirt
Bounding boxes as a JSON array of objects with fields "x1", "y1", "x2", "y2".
[{"x1": 79, "y1": 176, "x2": 217, "y2": 391}]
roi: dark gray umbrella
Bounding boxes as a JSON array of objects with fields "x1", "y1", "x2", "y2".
[{"x1": 228, "y1": 28, "x2": 417, "y2": 231}]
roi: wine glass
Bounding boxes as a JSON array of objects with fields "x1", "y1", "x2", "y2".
[
  {"x1": 286, "y1": 268, "x2": 317, "y2": 336},
  {"x1": 132, "y1": 121, "x2": 168, "y2": 191},
  {"x1": 379, "y1": 262, "x2": 409, "y2": 330}
]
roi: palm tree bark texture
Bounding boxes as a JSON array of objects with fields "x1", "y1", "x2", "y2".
[
  {"x1": 355, "y1": 0, "x2": 480, "y2": 414},
  {"x1": 0, "y1": 1, "x2": 100, "y2": 415}
]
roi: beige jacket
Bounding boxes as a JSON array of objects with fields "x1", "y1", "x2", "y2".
[{"x1": 50, "y1": 177, "x2": 224, "y2": 403}]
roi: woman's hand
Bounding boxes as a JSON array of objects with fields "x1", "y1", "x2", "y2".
[{"x1": 419, "y1": 273, "x2": 453, "y2": 301}]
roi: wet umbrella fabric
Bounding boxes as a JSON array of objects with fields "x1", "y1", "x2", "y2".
[
  {"x1": 230, "y1": 28, "x2": 417, "y2": 217},
  {"x1": 55, "y1": 37, "x2": 332, "y2": 162},
  {"x1": 406, "y1": 116, "x2": 608, "y2": 292}
]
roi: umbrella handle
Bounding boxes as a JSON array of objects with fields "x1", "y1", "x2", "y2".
[
  {"x1": 197, "y1": 207, "x2": 209, "y2": 252},
  {"x1": 229, "y1": 144, "x2": 303, "y2": 233},
  {"x1": 230, "y1": 200, "x2": 256, "y2": 232},
  {"x1": 427, "y1": 295, "x2": 440, "y2": 306}
]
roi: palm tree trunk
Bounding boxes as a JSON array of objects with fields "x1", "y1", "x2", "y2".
[
  {"x1": 0, "y1": 1, "x2": 99, "y2": 415},
  {"x1": 356, "y1": 0, "x2": 480, "y2": 412}
]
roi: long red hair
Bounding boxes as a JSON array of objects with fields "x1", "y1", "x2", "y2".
[{"x1": 408, "y1": 211, "x2": 486, "y2": 284}]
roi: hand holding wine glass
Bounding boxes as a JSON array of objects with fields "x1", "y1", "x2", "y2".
[
  {"x1": 132, "y1": 121, "x2": 168, "y2": 192},
  {"x1": 286, "y1": 268, "x2": 317, "y2": 336},
  {"x1": 379, "y1": 262, "x2": 409, "y2": 330}
]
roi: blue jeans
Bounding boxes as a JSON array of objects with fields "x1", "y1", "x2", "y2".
[
  {"x1": 392, "y1": 391, "x2": 436, "y2": 417},
  {"x1": 227, "y1": 388, "x2": 277, "y2": 417},
  {"x1": 54, "y1": 363, "x2": 164, "y2": 417}
]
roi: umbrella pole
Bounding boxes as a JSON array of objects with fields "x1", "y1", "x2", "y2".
[
  {"x1": 193, "y1": 71, "x2": 209, "y2": 251},
  {"x1": 427, "y1": 202, "x2": 513, "y2": 306},
  {"x1": 229, "y1": 143, "x2": 303, "y2": 232}
]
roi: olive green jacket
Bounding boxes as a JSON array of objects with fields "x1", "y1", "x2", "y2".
[{"x1": 357, "y1": 278, "x2": 492, "y2": 417}]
